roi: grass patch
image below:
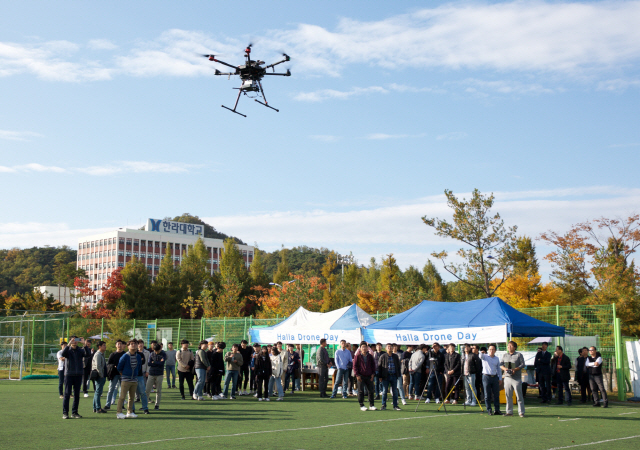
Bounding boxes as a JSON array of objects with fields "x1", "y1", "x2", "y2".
[{"x1": 0, "y1": 380, "x2": 638, "y2": 450}]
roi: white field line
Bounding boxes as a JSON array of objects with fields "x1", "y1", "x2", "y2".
[
  {"x1": 387, "y1": 436, "x2": 422, "y2": 441},
  {"x1": 484, "y1": 425, "x2": 512, "y2": 430},
  {"x1": 64, "y1": 413, "x2": 471, "y2": 450},
  {"x1": 547, "y1": 435, "x2": 640, "y2": 450},
  {"x1": 558, "y1": 418, "x2": 581, "y2": 422},
  {"x1": 618, "y1": 411, "x2": 638, "y2": 415}
]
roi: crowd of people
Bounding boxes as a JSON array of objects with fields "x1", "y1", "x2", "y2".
[{"x1": 56, "y1": 336, "x2": 610, "y2": 419}]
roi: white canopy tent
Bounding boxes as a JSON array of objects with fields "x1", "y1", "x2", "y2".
[{"x1": 249, "y1": 304, "x2": 376, "y2": 344}]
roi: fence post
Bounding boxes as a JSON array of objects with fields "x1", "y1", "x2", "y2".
[
  {"x1": 66, "y1": 317, "x2": 70, "y2": 342},
  {"x1": 376, "y1": 311, "x2": 379, "y2": 321},
  {"x1": 29, "y1": 316, "x2": 35, "y2": 375},
  {"x1": 177, "y1": 318, "x2": 181, "y2": 342},
  {"x1": 223, "y1": 317, "x2": 226, "y2": 341},
  {"x1": 132, "y1": 319, "x2": 136, "y2": 339},
  {"x1": 200, "y1": 318, "x2": 204, "y2": 342},
  {"x1": 101, "y1": 318, "x2": 104, "y2": 339},
  {"x1": 155, "y1": 318, "x2": 158, "y2": 341},
  {"x1": 615, "y1": 317, "x2": 625, "y2": 401},
  {"x1": 555, "y1": 305, "x2": 560, "y2": 326},
  {"x1": 243, "y1": 317, "x2": 247, "y2": 340}
]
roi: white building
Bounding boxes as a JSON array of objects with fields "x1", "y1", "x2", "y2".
[
  {"x1": 34, "y1": 286, "x2": 77, "y2": 306},
  {"x1": 76, "y1": 218, "x2": 254, "y2": 306}
]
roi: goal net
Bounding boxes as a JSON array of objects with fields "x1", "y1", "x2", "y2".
[{"x1": 0, "y1": 336, "x2": 25, "y2": 380}]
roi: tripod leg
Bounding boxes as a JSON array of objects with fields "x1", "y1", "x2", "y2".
[{"x1": 469, "y1": 378, "x2": 484, "y2": 412}]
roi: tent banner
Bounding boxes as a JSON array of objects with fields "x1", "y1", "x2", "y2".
[
  {"x1": 362, "y1": 325, "x2": 508, "y2": 345},
  {"x1": 249, "y1": 328, "x2": 362, "y2": 344}
]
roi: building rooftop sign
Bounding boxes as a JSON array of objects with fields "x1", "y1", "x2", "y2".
[{"x1": 146, "y1": 218, "x2": 204, "y2": 236}]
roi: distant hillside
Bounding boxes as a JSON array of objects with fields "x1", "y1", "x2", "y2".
[
  {"x1": 167, "y1": 213, "x2": 246, "y2": 245},
  {"x1": 0, "y1": 246, "x2": 77, "y2": 296}
]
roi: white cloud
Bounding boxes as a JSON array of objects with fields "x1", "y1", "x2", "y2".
[
  {"x1": 0, "y1": 161, "x2": 200, "y2": 175},
  {"x1": 457, "y1": 78, "x2": 558, "y2": 96},
  {"x1": 597, "y1": 78, "x2": 640, "y2": 91},
  {"x1": 293, "y1": 86, "x2": 387, "y2": 102},
  {"x1": 0, "y1": 40, "x2": 112, "y2": 81},
  {"x1": 0, "y1": 130, "x2": 43, "y2": 141},
  {"x1": 88, "y1": 39, "x2": 118, "y2": 50},
  {"x1": 2, "y1": 186, "x2": 637, "y2": 278},
  {"x1": 198, "y1": 186, "x2": 639, "y2": 272},
  {"x1": 310, "y1": 135, "x2": 341, "y2": 142},
  {"x1": 365, "y1": 133, "x2": 426, "y2": 140},
  {"x1": 436, "y1": 132, "x2": 467, "y2": 141}
]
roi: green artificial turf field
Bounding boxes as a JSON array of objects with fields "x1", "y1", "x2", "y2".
[{"x1": 1, "y1": 380, "x2": 638, "y2": 450}]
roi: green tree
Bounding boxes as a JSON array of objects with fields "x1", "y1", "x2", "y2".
[
  {"x1": 249, "y1": 247, "x2": 270, "y2": 288},
  {"x1": 153, "y1": 247, "x2": 183, "y2": 317},
  {"x1": 180, "y1": 238, "x2": 209, "y2": 300},
  {"x1": 220, "y1": 238, "x2": 247, "y2": 285},
  {"x1": 120, "y1": 257, "x2": 153, "y2": 318},
  {"x1": 422, "y1": 260, "x2": 448, "y2": 301},
  {"x1": 273, "y1": 248, "x2": 291, "y2": 285},
  {"x1": 379, "y1": 254, "x2": 401, "y2": 292},
  {"x1": 423, "y1": 189, "x2": 518, "y2": 297},
  {"x1": 505, "y1": 236, "x2": 539, "y2": 275},
  {"x1": 321, "y1": 251, "x2": 339, "y2": 312}
]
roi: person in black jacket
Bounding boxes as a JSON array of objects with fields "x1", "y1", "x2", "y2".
[
  {"x1": 104, "y1": 340, "x2": 126, "y2": 410},
  {"x1": 551, "y1": 346, "x2": 572, "y2": 405},
  {"x1": 586, "y1": 347, "x2": 608, "y2": 408},
  {"x1": 424, "y1": 343, "x2": 445, "y2": 403},
  {"x1": 444, "y1": 344, "x2": 462, "y2": 404},
  {"x1": 82, "y1": 338, "x2": 95, "y2": 397},
  {"x1": 210, "y1": 342, "x2": 225, "y2": 399},
  {"x1": 255, "y1": 346, "x2": 272, "y2": 401},
  {"x1": 146, "y1": 343, "x2": 166, "y2": 410},
  {"x1": 472, "y1": 346, "x2": 484, "y2": 401},
  {"x1": 61, "y1": 336, "x2": 87, "y2": 419},
  {"x1": 575, "y1": 347, "x2": 592, "y2": 403},
  {"x1": 534, "y1": 342, "x2": 552, "y2": 403},
  {"x1": 378, "y1": 343, "x2": 402, "y2": 410}
]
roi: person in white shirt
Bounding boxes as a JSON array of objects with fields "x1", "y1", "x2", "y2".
[
  {"x1": 57, "y1": 341, "x2": 67, "y2": 398},
  {"x1": 586, "y1": 346, "x2": 608, "y2": 408},
  {"x1": 478, "y1": 343, "x2": 503, "y2": 415}
]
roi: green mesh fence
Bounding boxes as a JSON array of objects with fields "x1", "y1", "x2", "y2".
[{"x1": 0, "y1": 304, "x2": 628, "y2": 394}]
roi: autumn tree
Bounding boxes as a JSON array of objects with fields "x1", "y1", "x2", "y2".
[
  {"x1": 258, "y1": 274, "x2": 324, "y2": 318},
  {"x1": 541, "y1": 215, "x2": 640, "y2": 333},
  {"x1": 273, "y1": 248, "x2": 292, "y2": 285},
  {"x1": 423, "y1": 189, "x2": 518, "y2": 297},
  {"x1": 321, "y1": 251, "x2": 339, "y2": 312},
  {"x1": 152, "y1": 247, "x2": 182, "y2": 318},
  {"x1": 101, "y1": 268, "x2": 125, "y2": 310},
  {"x1": 249, "y1": 247, "x2": 270, "y2": 289}
]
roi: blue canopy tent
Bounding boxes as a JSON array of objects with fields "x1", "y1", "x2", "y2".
[{"x1": 362, "y1": 297, "x2": 565, "y2": 345}]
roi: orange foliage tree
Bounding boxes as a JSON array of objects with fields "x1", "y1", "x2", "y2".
[{"x1": 257, "y1": 274, "x2": 325, "y2": 318}]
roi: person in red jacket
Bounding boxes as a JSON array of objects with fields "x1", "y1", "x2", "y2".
[{"x1": 353, "y1": 341, "x2": 377, "y2": 411}]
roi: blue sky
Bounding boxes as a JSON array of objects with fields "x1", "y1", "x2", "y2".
[{"x1": 1, "y1": 1, "x2": 639, "y2": 277}]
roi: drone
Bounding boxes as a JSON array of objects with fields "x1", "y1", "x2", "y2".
[{"x1": 202, "y1": 44, "x2": 291, "y2": 117}]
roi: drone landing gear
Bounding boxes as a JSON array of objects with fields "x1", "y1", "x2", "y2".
[
  {"x1": 221, "y1": 89, "x2": 246, "y2": 117},
  {"x1": 254, "y1": 99, "x2": 279, "y2": 112}
]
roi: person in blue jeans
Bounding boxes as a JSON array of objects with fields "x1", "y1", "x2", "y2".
[
  {"x1": 194, "y1": 340, "x2": 210, "y2": 400},
  {"x1": 479, "y1": 344, "x2": 503, "y2": 415},
  {"x1": 378, "y1": 343, "x2": 402, "y2": 410},
  {"x1": 331, "y1": 340, "x2": 353, "y2": 398},
  {"x1": 164, "y1": 342, "x2": 177, "y2": 389},
  {"x1": 105, "y1": 340, "x2": 125, "y2": 409},
  {"x1": 92, "y1": 341, "x2": 108, "y2": 413},
  {"x1": 223, "y1": 344, "x2": 243, "y2": 398},
  {"x1": 132, "y1": 340, "x2": 150, "y2": 414}
]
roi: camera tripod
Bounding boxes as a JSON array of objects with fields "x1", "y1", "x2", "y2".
[{"x1": 437, "y1": 374, "x2": 483, "y2": 413}]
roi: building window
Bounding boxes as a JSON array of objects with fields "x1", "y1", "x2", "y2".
[
  {"x1": 146, "y1": 265, "x2": 152, "y2": 270},
  {"x1": 133, "y1": 252, "x2": 139, "y2": 258},
  {"x1": 154, "y1": 265, "x2": 159, "y2": 270},
  {"x1": 133, "y1": 240, "x2": 139, "y2": 246},
  {"x1": 155, "y1": 254, "x2": 160, "y2": 260},
  {"x1": 118, "y1": 262, "x2": 124, "y2": 268},
  {"x1": 126, "y1": 251, "x2": 132, "y2": 257},
  {"x1": 119, "y1": 238, "x2": 125, "y2": 244},
  {"x1": 126, "y1": 238, "x2": 132, "y2": 244},
  {"x1": 118, "y1": 251, "x2": 124, "y2": 256}
]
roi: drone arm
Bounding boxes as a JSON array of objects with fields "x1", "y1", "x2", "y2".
[
  {"x1": 264, "y1": 71, "x2": 291, "y2": 76},
  {"x1": 214, "y1": 71, "x2": 235, "y2": 76},
  {"x1": 208, "y1": 57, "x2": 239, "y2": 71},
  {"x1": 264, "y1": 59, "x2": 287, "y2": 70}
]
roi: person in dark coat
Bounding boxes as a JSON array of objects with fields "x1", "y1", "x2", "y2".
[
  {"x1": 574, "y1": 347, "x2": 592, "y2": 403},
  {"x1": 551, "y1": 346, "x2": 572, "y2": 405},
  {"x1": 444, "y1": 344, "x2": 462, "y2": 404},
  {"x1": 378, "y1": 343, "x2": 402, "y2": 410},
  {"x1": 61, "y1": 336, "x2": 87, "y2": 419},
  {"x1": 534, "y1": 342, "x2": 552, "y2": 402},
  {"x1": 255, "y1": 346, "x2": 273, "y2": 401},
  {"x1": 82, "y1": 338, "x2": 95, "y2": 396}
]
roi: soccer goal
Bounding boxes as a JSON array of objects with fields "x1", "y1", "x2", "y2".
[{"x1": 0, "y1": 336, "x2": 25, "y2": 380}]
